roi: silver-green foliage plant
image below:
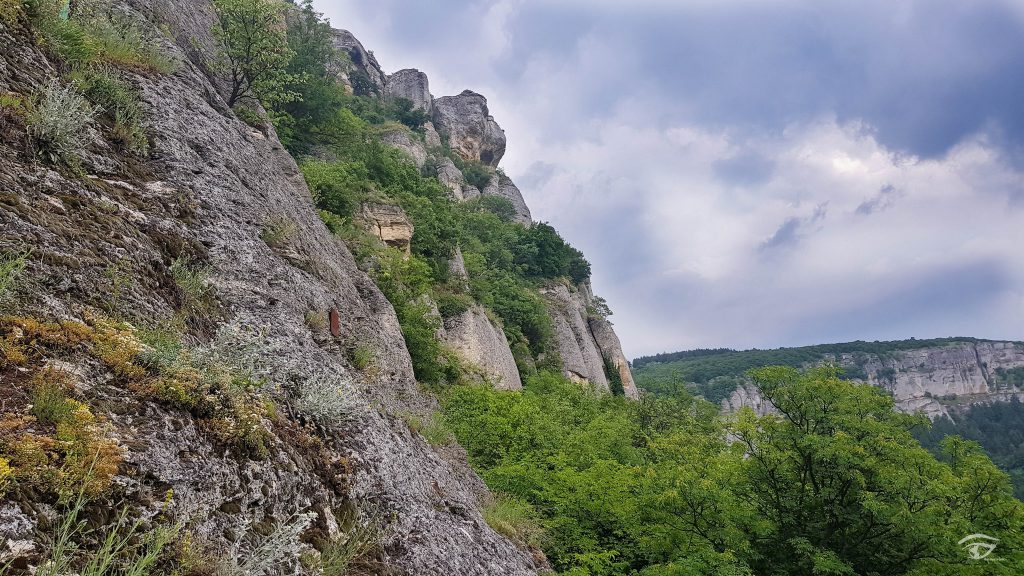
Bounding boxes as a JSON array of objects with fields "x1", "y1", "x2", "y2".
[
  {"x1": 28, "y1": 79, "x2": 96, "y2": 164},
  {"x1": 229, "y1": 512, "x2": 316, "y2": 576},
  {"x1": 295, "y1": 370, "x2": 358, "y2": 426}
]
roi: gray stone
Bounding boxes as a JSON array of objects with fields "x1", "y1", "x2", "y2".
[
  {"x1": 386, "y1": 68, "x2": 433, "y2": 113},
  {"x1": 443, "y1": 306, "x2": 523, "y2": 390},
  {"x1": 482, "y1": 174, "x2": 532, "y2": 225},
  {"x1": 588, "y1": 315, "x2": 640, "y2": 399},
  {"x1": 330, "y1": 28, "x2": 386, "y2": 96},
  {"x1": 541, "y1": 283, "x2": 609, "y2": 391},
  {"x1": 435, "y1": 157, "x2": 466, "y2": 200},
  {"x1": 433, "y1": 90, "x2": 506, "y2": 167}
]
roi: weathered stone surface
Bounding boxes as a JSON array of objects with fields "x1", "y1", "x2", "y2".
[
  {"x1": 424, "y1": 121, "x2": 443, "y2": 148},
  {"x1": 0, "y1": 3, "x2": 543, "y2": 574},
  {"x1": 443, "y1": 306, "x2": 523, "y2": 390},
  {"x1": 379, "y1": 128, "x2": 428, "y2": 168},
  {"x1": 482, "y1": 173, "x2": 532, "y2": 224},
  {"x1": 722, "y1": 341, "x2": 1024, "y2": 420},
  {"x1": 435, "y1": 157, "x2": 466, "y2": 200},
  {"x1": 541, "y1": 283, "x2": 610, "y2": 391},
  {"x1": 330, "y1": 28, "x2": 386, "y2": 96},
  {"x1": 589, "y1": 315, "x2": 640, "y2": 399},
  {"x1": 360, "y1": 203, "x2": 414, "y2": 255},
  {"x1": 433, "y1": 90, "x2": 507, "y2": 167},
  {"x1": 449, "y1": 247, "x2": 469, "y2": 282},
  {"x1": 386, "y1": 68, "x2": 433, "y2": 113}
]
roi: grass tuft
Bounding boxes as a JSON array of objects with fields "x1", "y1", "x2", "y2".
[{"x1": 482, "y1": 494, "x2": 544, "y2": 549}]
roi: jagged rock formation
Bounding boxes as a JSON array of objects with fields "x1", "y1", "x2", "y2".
[
  {"x1": 386, "y1": 68, "x2": 433, "y2": 112},
  {"x1": 723, "y1": 341, "x2": 1024, "y2": 418},
  {"x1": 432, "y1": 90, "x2": 507, "y2": 167},
  {"x1": 589, "y1": 315, "x2": 640, "y2": 399},
  {"x1": 482, "y1": 173, "x2": 532, "y2": 225},
  {"x1": 331, "y1": 28, "x2": 386, "y2": 95},
  {"x1": 0, "y1": 1, "x2": 544, "y2": 573},
  {"x1": 442, "y1": 306, "x2": 523, "y2": 391},
  {"x1": 359, "y1": 203, "x2": 414, "y2": 255},
  {"x1": 539, "y1": 282, "x2": 636, "y2": 394}
]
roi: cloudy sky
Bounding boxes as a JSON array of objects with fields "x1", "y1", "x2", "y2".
[{"x1": 315, "y1": 0, "x2": 1024, "y2": 358}]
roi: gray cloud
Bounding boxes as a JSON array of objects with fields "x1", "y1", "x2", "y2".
[{"x1": 856, "y1": 184, "x2": 902, "y2": 216}]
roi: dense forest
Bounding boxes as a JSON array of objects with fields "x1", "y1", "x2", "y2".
[{"x1": 916, "y1": 399, "x2": 1024, "y2": 500}]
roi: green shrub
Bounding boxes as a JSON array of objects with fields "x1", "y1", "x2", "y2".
[
  {"x1": 0, "y1": 250, "x2": 28, "y2": 303},
  {"x1": 452, "y1": 156, "x2": 492, "y2": 190},
  {"x1": 234, "y1": 103, "x2": 265, "y2": 128},
  {"x1": 260, "y1": 216, "x2": 296, "y2": 249},
  {"x1": 71, "y1": 66, "x2": 148, "y2": 155},
  {"x1": 302, "y1": 160, "x2": 371, "y2": 218},
  {"x1": 169, "y1": 256, "x2": 213, "y2": 312},
  {"x1": 0, "y1": 0, "x2": 22, "y2": 25},
  {"x1": 212, "y1": 0, "x2": 296, "y2": 107},
  {"x1": 435, "y1": 290, "x2": 473, "y2": 319},
  {"x1": 482, "y1": 494, "x2": 544, "y2": 549},
  {"x1": 27, "y1": 79, "x2": 96, "y2": 165},
  {"x1": 351, "y1": 343, "x2": 374, "y2": 370},
  {"x1": 30, "y1": 370, "x2": 77, "y2": 426}
]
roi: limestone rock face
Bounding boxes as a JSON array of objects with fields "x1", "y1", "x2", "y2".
[
  {"x1": 435, "y1": 157, "x2": 467, "y2": 200},
  {"x1": 360, "y1": 203, "x2": 414, "y2": 255},
  {"x1": 722, "y1": 341, "x2": 1024, "y2": 420},
  {"x1": 589, "y1": 315, "x2": 640, "y2": 399},
  {"x1": 386, "y1": 68, "x2": 433, "y2": 113},
  {"x1": 330, "y1": 28, "x2": 386, "y2": 96},
  {"x1": 379, "y1": 128, "x2": 428, "y2": 168},
  {"x1": 483, "y1": 173, "x2": 532, "y2": 224},
  {"x1": 0, "y1": 3, "x2": 543, "y2": 573},
  {"x1": 541, "y1": 283, "x2": 610, "y2": 391},
  {"x1": 433, "y1": 90, "x2": 506, "y2": 167},
  {"x1": 443, "y1": 306, "x2": 523, "y2": 390}
]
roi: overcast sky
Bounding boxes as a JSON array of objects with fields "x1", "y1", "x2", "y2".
[{"x1": 315, "y1": 0, "x2": 1024, "y2": 358}]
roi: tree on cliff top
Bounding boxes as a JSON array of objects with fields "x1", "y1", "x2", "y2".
[{"x1": 212, "y1": 0, "x2": 296, "y2": 107}]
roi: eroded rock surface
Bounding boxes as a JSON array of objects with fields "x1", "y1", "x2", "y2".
[
  {"x1": 331, "y1": 28, "x2": 386, "y2": 96},
  {"x1": 360, "y1": 203, "x2": 414, "y2": 255},
  {"x1": 483, "y1": 173, "x2": 532, "y2": 224},
  {"x1": 386, "y1": 68, "x2": 433, "y2": 112},
  {"x1": 443, "y1": 306, "x2": 523, "y2": 391},
  {"x1": 541, "y1": 283, "x2": 611, "y2": 391},
  {"x1": 433, "y1": 90, "x2": 506, "y2": 167}
]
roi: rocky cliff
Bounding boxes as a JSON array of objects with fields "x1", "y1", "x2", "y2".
[
  {"x1": 721, "y1": 341, "x2": 1024, "y2": 418},
  {"x1": 0, "y1": 1, "x2": 547, "y2": 573},
  {"x1": 340, "y1": 51, "x2": 635, "y2": 397}
]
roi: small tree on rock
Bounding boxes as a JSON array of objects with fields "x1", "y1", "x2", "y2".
[{"x1": 212, "y1": 0, "x2": 296, "y2": 107}]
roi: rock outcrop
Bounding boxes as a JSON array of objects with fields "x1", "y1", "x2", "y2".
[
  {"x1": 378, "y1": 127, "x2": 429, "y2": 168},
  {"x1": 589, "y1": 315, "x2": 640, "y2": 399},
  {"x1": 443, "y1": 306, "x2": 523, "y2": 391},
  {"x1": 0, "y1": 2, "x2": 543, "y2": 573},
  {"x1": 433, "y1": 90, "x2": 507, "y2": 167},
  {"x1": 386, "y1": 68, "x2": 433, "y2": 112},
  {"x1": 483, "y1": 173, "x2": 532, "y2": 224},
  {"x1": 723, "y1": 341, "x2": 1024, "y2": 419},
  {"x1": 541, "y1": 282, "x2": 611, "y2": 391},
  {"x1": 359, "y1": 203, "x2": 414, "y2": 255},
  {"x1": 331, "y1": 28, "x2": 386, "y2": 95}
]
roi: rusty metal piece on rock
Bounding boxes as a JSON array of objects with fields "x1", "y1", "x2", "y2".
[{"x1": 329, "y1": 307, "x2": 341, "y2": 337}]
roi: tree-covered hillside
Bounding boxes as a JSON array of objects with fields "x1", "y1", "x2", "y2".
[{"x1": 633, "y1": 337, "x2": 1013, "y2": 402}]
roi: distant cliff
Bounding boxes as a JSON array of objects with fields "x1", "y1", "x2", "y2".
[{"x1": 635, "y1": 339, "x2": 1024, "y2": 417}]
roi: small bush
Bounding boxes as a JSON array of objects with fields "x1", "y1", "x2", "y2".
[
  {"x1": 294, "y1": 370, "x2": 357, "y2": 427},
  {"x1": 228, "y1": 512, "x2": 315, "y2": 576},
  {"x1": 169, "y1": 256, "x2": 213, "y2": 310},
  {"x1": 71, "y1": 66, "x2": 148, "y2": 155},
  {"x1": 351, "y1": 344, "x2": 373, "y2": 370},
  {"x1": 30, "y1": 369, "x2": 77, "y2": 426},
  {"x1": 435, "y1": 291, "x2": 473, "y2": 319},
  {"x1": 0, "y1": 249, "x2": 28, "y2": 303},
  {"x1": 482, "y1": 495, "x2": 544, "y2": 549},
  {"x1": 304, "y1": 310, "x2": 326, "y2": 331},
  {"x1": 260, "y1": 216, "x2": 296, "y2": 249},
  {"x1": 312, "y1": 518, "x2": 388, "y2": 576},
  {"x1": 27, "y1": 79, "x2": 96, "y2": 165},
  {"x1": 234, "y1": 104, "x2": 265, "y2": 128},
  {"x1": 0, "y1": 0, "x2": 22, "y2": 27}
]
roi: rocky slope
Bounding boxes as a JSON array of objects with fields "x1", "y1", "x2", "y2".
[{"x1": 0, "y1": 1, "x2": 557, "y2": 573}]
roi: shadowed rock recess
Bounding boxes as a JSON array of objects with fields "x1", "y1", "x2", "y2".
[{"x1": 0, "y1": 0, "x2": 636, "y2": 573}]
